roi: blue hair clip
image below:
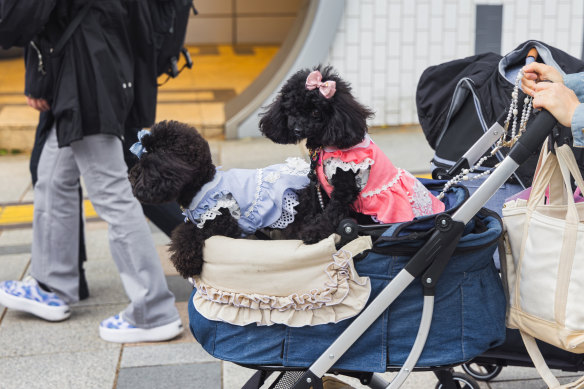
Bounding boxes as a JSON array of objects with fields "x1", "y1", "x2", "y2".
[{"x1": 129, "y1": 129, "x2": 151, "y2": 159}]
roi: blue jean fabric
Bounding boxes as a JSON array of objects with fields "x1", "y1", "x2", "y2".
[
  {"x1": 188, "y1": 184, "x2": 506, "y2": 372},
  {"x1": 460, "y1": 176, "x2": 523, "y2": 269}
]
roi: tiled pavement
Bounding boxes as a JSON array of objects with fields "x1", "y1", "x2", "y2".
[{"x1": 0, "y1": 127, "x2": 583, "y2": 388}]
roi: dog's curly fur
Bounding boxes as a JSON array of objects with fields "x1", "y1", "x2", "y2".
[
  {"x1": 129, "y1": 120, "x2": 308, "y2": 278},
  {"x1": 259, "y1": 65, "x2": 375, "y2": 244}
]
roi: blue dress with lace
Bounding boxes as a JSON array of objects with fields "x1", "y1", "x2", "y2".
[{"x1": 183, "y1": 158, "x2": 310, "y2": 235}]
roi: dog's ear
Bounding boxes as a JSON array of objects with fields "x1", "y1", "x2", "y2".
[
  {"x1": 259, "y1": 95, "x2": 298, "y2": 144},
  {"x1": 323, "y1": 92, "x2": 375, "y2": 149},
  {"x1": 128, "y1": 152, "x2": 189, "y2": 204}
]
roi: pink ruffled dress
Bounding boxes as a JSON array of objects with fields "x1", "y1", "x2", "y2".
[{"x1": 315, "y1": 135, "x2": 445, "y2": 223}]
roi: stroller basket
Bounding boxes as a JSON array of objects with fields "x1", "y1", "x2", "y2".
[{"x1": 188, "y1": 187, "x2": 505, "y2": 370}]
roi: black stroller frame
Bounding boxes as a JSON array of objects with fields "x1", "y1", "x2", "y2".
[{"x1": 236, "y1": 110, "x2": 558, "y2": 389}]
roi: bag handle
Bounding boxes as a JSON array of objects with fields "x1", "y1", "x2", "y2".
[
  {"x1": 528, "y1": 141, "x2": 565, "y2": 205},
  {"x1": 533, "y1": 139, "x2": 549, "y2": 179},
  {"x1": 556, "y1": 144, "x2": 584, "y2": 199},
  {"x1": 520, "y1": 331, "x2": 584, "y2": 389},
  {"x1": 526, "y1": 144, "x2": 580, "y2": 223},
  {"x1": 553, "y1": 145, "x2": 584, "y2": 224},
  {"x1": 52, "y1": 0, "x2": 96, "y2": 56},
  {"x1": 527, "y1": 146, "x2": 559, "y2": 210}
]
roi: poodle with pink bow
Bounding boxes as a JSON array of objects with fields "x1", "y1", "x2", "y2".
[{"x1": 259, "y1": 66, "x2": 445, "y2": 243}]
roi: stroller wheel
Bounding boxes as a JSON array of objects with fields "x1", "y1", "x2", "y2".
[
  {"x1": 434, "y1": 372, "x2": 480, "y2": 389},
  {"x1": 462, "y1": 362, "x2": 503, "y2": 381}
]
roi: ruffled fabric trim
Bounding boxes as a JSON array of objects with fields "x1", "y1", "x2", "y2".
[
  {"x1": 410, "y1": 174, "x2": 435, "y2": 217},
  {"x1": 242, "y1": 158, "x2": 308, "y2": 220},
  {"x1": 323, "y1": 144, "x2": 374, "y2": 165},
  {"x1": 191, "y1": 249, "x2": 371, "y2": 327},
  {"x1": 358, "y1": 170, "x2": 445, "y2": 223},
  {"x1": 269, "y1": 189, "x2": 299, "y2": 229},
  {"x1": 323, "y1": 158, "x2": 374, "y2": 178},
  {"x1": 323, "y1": 158, "x2": 373, "y2": 191},
  {"x1": 186, "y1": 193, "x2": 241, "y2": 228},
  {"x1": 281, "y1": 157, "x2": 310, "y2": 176}
]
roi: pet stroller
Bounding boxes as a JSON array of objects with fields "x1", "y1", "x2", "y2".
[
  {"x1": 416, "y1": 40, "x2": 584, "y2": 384},
  {"x1": 187, "y1": 108, "x2": 559, "y2": 386}
]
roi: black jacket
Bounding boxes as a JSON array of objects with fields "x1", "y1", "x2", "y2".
[
  {"x1": 416, "y1": 40, "x2": 584, "y2": 187},
  {"x1": 24, "y1": 0, "x2": 157, "y2": 147}
]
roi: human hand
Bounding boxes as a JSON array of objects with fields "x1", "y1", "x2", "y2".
[
  {"x1": 521, "y1": 63, "x2": 563, "y2": 97},
  {"x1": 26, "y1": 96, "x2": 50, "y2": 112},
  {"x1": 532, "y1": 82, "x2": 580, "y2": 127}
]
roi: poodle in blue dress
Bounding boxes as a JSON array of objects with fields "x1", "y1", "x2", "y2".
[{"x1": 128, "y1": 120, "x2": 312, "y2": 278}]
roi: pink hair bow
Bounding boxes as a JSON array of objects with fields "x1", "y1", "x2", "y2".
[{"x1": 305, "y1": 70, "x2": 336, "y2": 99}]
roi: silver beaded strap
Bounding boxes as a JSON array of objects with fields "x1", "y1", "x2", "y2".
[{"x1": 438, "y1": 69, "x2": 532, "y2": 199}]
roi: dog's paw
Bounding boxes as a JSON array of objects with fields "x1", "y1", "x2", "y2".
[{"x1": 300, "y1": 224, "x2": 330, "y2": 245}]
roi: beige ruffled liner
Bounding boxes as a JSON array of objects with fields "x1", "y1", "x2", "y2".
[{"x1": 190, "y1": 234, "x2": 372, "y2": 327}]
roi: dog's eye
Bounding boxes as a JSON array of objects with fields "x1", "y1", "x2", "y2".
[{"x1": 311, "y1": 109, "x2": 320, "y2": 118}]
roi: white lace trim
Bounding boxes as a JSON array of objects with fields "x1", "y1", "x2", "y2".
[
  {"x1": 242, "y1": 159, "x2": 308, "y2": 219},
  {"x1": 409, "y1": 176, "x2": 434, "y2": 217},
  {"x1": 264, "y1": 171, "x2": 280, "y2": 184},
  {"x1": 361, "y1": 168, "x2": 404, "y2": 198},
  {"x1": 269, "y1": 190, "x2": 299, "y2": 229},
  {"x1": 281, "y1": 157, "x2": 310, "y2": 176},
  {"x1": 244, "y1": 168, "x2": 264, "y2": 218},
  {"x1": 324, "y1": 158, "x2": 373, "y2": 190},
  {"x1": 323, "y1": 158, "x2": 374, "y2": 179},
  {"x1": 195, "y1": 194, "x2": 240, "y2": 229}
]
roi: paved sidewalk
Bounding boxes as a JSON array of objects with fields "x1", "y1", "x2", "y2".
[{"x1": 0, "y1": 127, "x2": 581, "y2": 388}]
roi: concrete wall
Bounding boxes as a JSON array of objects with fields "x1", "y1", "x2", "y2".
[
  {"x1": 325, "y1": 0, "x2": 584, "y2": 127},
  {"x1": 185, "y1": 0, "x2": 304, "y2": 45}
]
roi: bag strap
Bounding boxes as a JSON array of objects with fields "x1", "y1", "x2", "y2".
[
  {"x1": 520, "y1": 331, "x2": 561, "y2": 388},
  {"x1": 555, "y1": 145, "x2": 583, "y2": 224},
  {"x1": 526, "y1": 147, "x2": 559, "y2": 210},
  {"x1": 520, "y1": 331, "x2": 584, "y2": 389},
  {"x1": 338, "y1": 235, "x2": 372, "y2": 258},
  {"x1": 557, "y1": 144, "x2": 584, "y2": 197},
  {"x1": 52, "y1": 0, "x2": 96, "y2": 55}
]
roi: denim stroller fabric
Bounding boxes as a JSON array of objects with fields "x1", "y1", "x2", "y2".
[{"x1": 188, "y1": 183, "x2": 507, "y2": 372}]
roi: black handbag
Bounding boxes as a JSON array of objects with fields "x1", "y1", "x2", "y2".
[{"x1": 24, "y1": 0, "x2": 95, "y2": 101}]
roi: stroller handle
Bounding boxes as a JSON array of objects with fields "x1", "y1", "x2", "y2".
[
  {"x1": 453, "y1": 109, "x2": 556, "y2": 225},
  {"x1": 508, "y1": 110, "x2": 556, "y2": 166}
]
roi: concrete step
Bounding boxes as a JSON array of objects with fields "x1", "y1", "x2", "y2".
[{"x1": 0, "y1": 45, "x2": 279, "y2": 152}]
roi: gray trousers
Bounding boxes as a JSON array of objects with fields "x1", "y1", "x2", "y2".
[{"x1": 30, "y1": 127, "x2": 179, "y2": 328}]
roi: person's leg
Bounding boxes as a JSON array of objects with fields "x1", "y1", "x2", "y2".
[
  {"x1": 0, "y1": 126, "x2": 81, "y2": 321},
  {"x1": 70, "y1": 133, "x2": 179, "y2": 329},
  {"x1": 30, "y1": 113, "x2": 89, "y2": 300},
  {"x1": 30, "y1": 126, "x2": 82, "y2": 303}
]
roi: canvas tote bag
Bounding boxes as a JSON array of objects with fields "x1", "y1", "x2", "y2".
[{"x1": 502, "y1": 143, "x2": 584, "y2": 388}]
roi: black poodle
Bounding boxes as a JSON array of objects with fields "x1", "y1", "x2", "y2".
[
  {"x1": 259, "y1": 65, "x2": 445, "y2": 244},
  {"x1": 128, "y1": 120, "x2": 310, "y2": 278}
]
